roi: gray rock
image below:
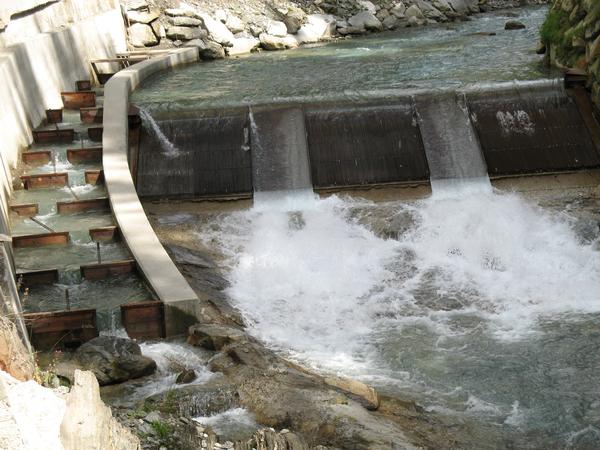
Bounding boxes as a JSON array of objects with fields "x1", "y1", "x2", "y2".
[
  {"x1": 405, "y1": 5, "x2": 424, "y2": 19},
  {"x1": 60, "y1": 370, "x2": 140, "y2": 450},
  {"x1": 505, "y1": 20, "x2": 526, "y2": 30},
  {"x1": 348, "y1": 11, "x2": 383, "y2": 32},
  {"x1": 167, "y1": 244, "x2": 216, "y2": 268},
  {"x1": 164, "y1": 8, "x2": 195, "y2": 18},
  {"x1": 259, "y1": 33, "x2": 298, "y2": 50},
  {"x1": 382, "y1": 15, "x2": 399, "y2": 30},
  {"x1": 127, "y1": 10, "x2": 159, "y2": 24},
  {"x1": 391, "y1": 2, "x2": 406, "y2": 18},
  {"x1": 227, "y1": 36, "x2": 261, "y2": 56},
  {"x1": 225, "y1": 15, "x2": 245, "y2": 33},
  {"x1": 166, "y1": 26, "x2": 203, "y2": 41},
  {"x1": 356, "y1": 0, "x2": 377, "y2": 13},
  {"x1": 188, "y1": 324, "x2": 247, "y2": 351},
  {"x1": 176, "y1": 369, "x2": 197, "y2": 384},
  {"x1": 126, "y1": 0, "x2": 148, "y2": 11},
  {"x1": 199, "y1": 41, "x2": 226, "y2": 60},
  {"x1": 198, "y1": 13, "x2": 235, "y2": 46},
  {"x1": 169, "y1": 16, "x2": 202, "y2": 27},
  {"x1": 266, "y1": 20, "x2": 288, "y2": 37},
  {"x1": 73, "y1": 336, "x2": 157, "y2": 386},
  {"x1": 283, "y1": 9, "x2": 307, "y2": 34},
  {"x1": 129, "y1": 23, "x2": 158, "y2": 47},
  {"x1": 296, "y1": 14, "x2": 335, "y2": 44}
]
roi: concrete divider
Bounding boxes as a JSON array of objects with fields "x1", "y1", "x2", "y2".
[{"x1": 102, "y1": 48, "x2": 202, "y2": 336}]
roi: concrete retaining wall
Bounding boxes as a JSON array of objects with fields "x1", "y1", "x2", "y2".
[{"x1": 102, "y1": 48, "x2": 202, "y2": 337}]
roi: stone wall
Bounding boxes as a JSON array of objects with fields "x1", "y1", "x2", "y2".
[{"x1": 542, "y1": 0, "x2": 600, "y2": 106}]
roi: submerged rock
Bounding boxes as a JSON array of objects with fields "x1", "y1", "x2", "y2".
[
  {"x1": 72, "y1": 336, "x2": 156, "y2": 386},
  {"x1": 188, "y1": 324, "x2": 247, "y2": 351},
  {"x1": 176, "y1": 368, "x2": 197, "y2": 384},
  {"x1": 505, "y1": 20, "x2": 526, "y2": 30}
]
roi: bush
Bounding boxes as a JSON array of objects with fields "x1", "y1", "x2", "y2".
[
  {"x1": 540, "y1": 9, "x2": 569, "y2": 44},
  {"x1": 150, "y1": 420, "x2": 172, "y2": 440}
]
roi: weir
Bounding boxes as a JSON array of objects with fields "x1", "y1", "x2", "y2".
[{"x1": 415, "y1": 92, "x2": 490, "y2": 193}]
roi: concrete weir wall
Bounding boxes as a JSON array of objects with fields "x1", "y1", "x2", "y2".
[
  {"x1": 136, "y1": 81, "x2": 600, "y2": 197},
  {"x1": 102, "y1": 48, "x2": 202, "y2": 336},
  {"x1": 0, "y1": 1, "x2": 126, "y2": 345}
]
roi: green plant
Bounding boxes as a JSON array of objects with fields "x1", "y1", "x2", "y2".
[
  {"x1": 150, "y1": 420, "x2": 172, "y2": 440},
  {"x1": 540, "y1": 8, "x2": 569, "y2": 44}
]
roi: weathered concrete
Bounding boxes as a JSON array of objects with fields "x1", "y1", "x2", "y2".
[{"x1": 102, "y1": 48, "x2": 201, "y2": 336}]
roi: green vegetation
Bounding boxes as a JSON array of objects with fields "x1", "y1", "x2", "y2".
[
  {"x1": 540, "y1": 9, "x2": 569, "y2": 44},
  {"x1": 150, "y1": 420, "x2": 172, "y2": 440}
]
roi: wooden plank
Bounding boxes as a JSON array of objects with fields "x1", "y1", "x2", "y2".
[
  {"x1": 61, "y1": 91, "x2": 96, "y2": 109},
  {"x1": 22, "y1": 150, "x2": 51, "y2": 165},
  {"x1": 17, "y1": 268, "x2": 59, "y2": 286},
  {"x1": 24, "y1": 309, "x2": 98, "y2": 351},
  {"x1": 80, "y1": 259, "x2": 136, "y2": 280},
  {"x1": 45, "y1": 109, "x2": 63, "y2": 124},
  {"x1": 67, "y1": 147, "x2": 102, "y2": 163},
  {"x1": 32, "y1": 129, "x2": 74, "y2": 144},
  {"x1": 56, "y1": 197, "x2": 109, "y2": 214},
  {"x1": 88, "y1": 127, "x2": 103, "y2": 142},
  {"x1": 89, "y1": 226, "x2": 119, "y2": 242},
  {"x1": 10, "y1": 203, "x2": 39, "y2": 216},
  {"x1": 13, "y1": 232, "x2": 70, "y2": 248},
  {"x1": 21, "y1": 172, "x2": 68, "y2": 189},
  {"x1": 76, "y1": 80, "x2": 92, "y2": 91},
  {"x1": 121, "y1": 301, "x2": 165, "y2": 340},
  {"x1": 80, "y1": 107, "x2": 103, "y2": 124},
  {"x1": 85, "y1": 169, "x2": 104, "y2": 185}
]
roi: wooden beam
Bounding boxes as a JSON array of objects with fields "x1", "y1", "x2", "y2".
[
  {"x1": 24, "y1": 309, "x2": 98, "y2": 351},
  {"x1": 80, "y1": 107, "x2": 103, "y2": 124},
  {"x1": 121, "y1": 301, "x2": 165, "y2": 340},
  {"x1": 66, "y1": 147, "x2": 102, "y2": 164},
  {"x1": 21, "y1": 173, "x2": 68, "y2": 189},
  {"x1": 56, "y1": 197, "x2": 109, "y2": 214},
  {"x1": 76, "y1": 80, "x2": 92, "y2": 91},
  {"x1": 61, "y1": 91, "x2": 96, "y2": 109},
  {"x1": 13, "y1": 232, "x2": 70, "y2": 248},
  {"x1": 80, "y1": 259, "x2": 136, "y2": 280},
  {"x1": 45, "y1": 109, "x2": 63, "y2": 124},
  {"x1": 10, "y1": 203, "x2": 39, "y2": 216},
  {"x1": 85, "y1": 169, "x2": 104, "y2": 185},
  {"x1": 88, "y1": 127, "x2": 103, "y2": 142},
  {"x1": 32, "y1": 129, "x2": 74, "y2": 144},
  {"x1": 22, "y1": 150, "x2": 51, "y2": 165},
  {"x1": 17, "y1": 268, "x2": 59, "y2": 286},
  {"x1": 89, "y1": 226, "x2": 119, "y2": 242}
]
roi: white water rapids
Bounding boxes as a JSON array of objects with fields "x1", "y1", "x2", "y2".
[{"x1": 196, "y1": 185, "x2": 600, "y2": 445}]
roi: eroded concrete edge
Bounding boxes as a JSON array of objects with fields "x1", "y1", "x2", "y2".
[{"x1": 102, "y1": 48, "x2": 200, "y2": 336}]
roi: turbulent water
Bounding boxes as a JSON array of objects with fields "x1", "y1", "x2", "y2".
[
  {"x1": 192, "y1": 188, "x2": 600, "y2": 448},
  {"x1": 132, "y1": 6, "x2": 554, "y2": 110}
]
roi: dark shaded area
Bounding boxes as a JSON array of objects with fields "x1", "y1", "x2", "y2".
[
  {"x1": 137, "y1": 112, "x2": 252, "y2": 197},
  {"x1": 468, "y1": 84, "x2": 600, "y2": 176},
  {"x1": 306, "y1": 103, "x2": 430, "y2": 187}
]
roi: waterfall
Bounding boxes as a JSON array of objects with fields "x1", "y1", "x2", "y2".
[
  {"x1": 415, "y1": 92, "x2": 491, "y2": 196},
  {"x1": 248, "y1": 106, "x2": 314, "y2": 208},
  {"x1": 139, "y1": 107, "x2": 181, "y2": 157}
]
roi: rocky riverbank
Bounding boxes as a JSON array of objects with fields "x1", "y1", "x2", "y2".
[
  {"x1": 123, "y1": 0, "x2": 548, "y2": 58},
  {"x1": 540, "y1": 0, "x2": 600, "y2": 107}
]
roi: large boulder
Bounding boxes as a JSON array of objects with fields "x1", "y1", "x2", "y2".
[
  {"x1": 348, "y1": 11, "x2": 383, "y2": 32},
  {"x1": 129, "y1": 23, "x2": 158, "y2": 47},
  {"x1": 60, "y1": 370, "x2": 141, "y2": 450},
  {"x1": 228, "y1": 36, "x2": 261, "y2": 56},
  {"x1": 405, "y1": 5, "x2": 425, "y2": 19},
  {"x1": 126, "y1": 10, "x2": 159, "y2": 24},
  {"x1": 283, "y1": 8, "x2": 307, "y2": 34},
  {"x1": 198, "y1": 13, "x2": 235, "y2": 46},
  {"x1": 296, "y1": 14, "x2": 336, "y2": 44},
  {"x1": 166, "y1": 26, "x2": 204, "y2": 41},
  {"x1": 199, "y1": 41, "x2": 226, "y2": 60},
  {"x1": 259, "y1": 33, "x2": 298, "y2": 50},
  {"x1": 188, "y1": 324, "x2": 247, "y2": 351},
  {"x1": 225, "y1": 14, "x2": 245, "y2": 33},
  {"x1": 169, "y1": 16, "x2": 202, "y2": 27},
  {"x1": 505, "y1": 20, "x2": 526, "y2": 30},
  {"x1": 72, "y1": 336, "x2": 156, "y2": 386},
  {"x1": 356, "y1": 0, "x2": 378, "y2": 14},
  {"x1": 266, "y1": 20, "x2": 288, "y2": 37}
]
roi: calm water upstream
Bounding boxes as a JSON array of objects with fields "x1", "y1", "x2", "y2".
[{"x1": 133, "y1": 6, "x2": 554, "y2": 110}]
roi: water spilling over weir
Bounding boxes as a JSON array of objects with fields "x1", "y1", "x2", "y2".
[{"x1": 131, "y1": 5, "x2": 600, "y2": 446}]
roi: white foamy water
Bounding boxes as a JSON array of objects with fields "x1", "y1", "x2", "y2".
[{"x1": 202, "y1": 187, "x2": 600, "y2": 368}]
